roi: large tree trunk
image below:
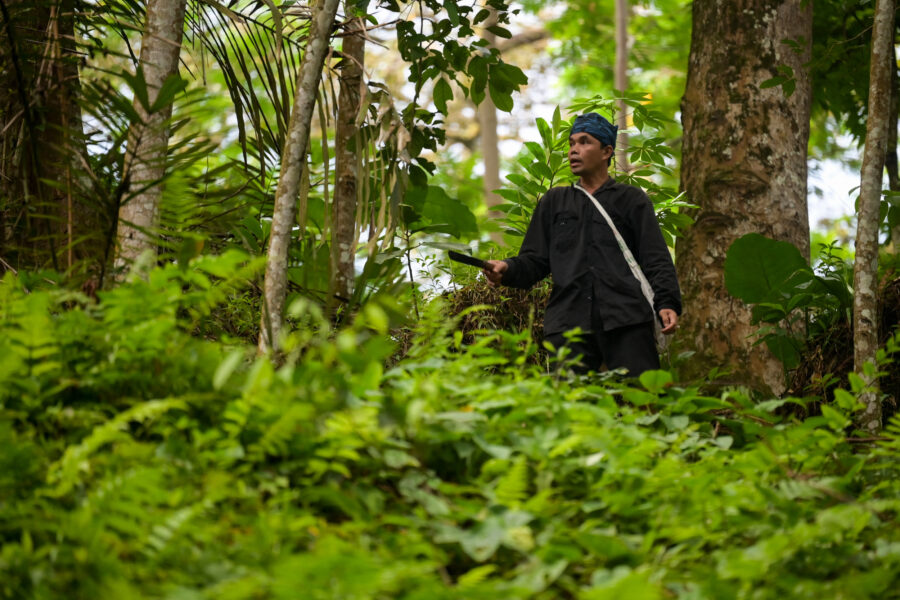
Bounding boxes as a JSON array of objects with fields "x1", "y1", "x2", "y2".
[
  {"x1": 676, "y1": 0, "x2": 812, "y2": 394},
  {"x1": 614, "y1": 0, "x2": 629, "y2": 172},
  {"x1": 115, "y1": 0, "x2": 188, "y2": 269},
  {"x1": 329, "y1": 1, "x2": 365, "y2": 316},
  {"x1": 0, "y1": 0, "x2": 99, "y2": 274},
  {"x1": 260, "y1": 0, "x2": 341, "y2": 352},
  {"x1": 853, "y1": 0, "x2": 895, "y2": 434}
]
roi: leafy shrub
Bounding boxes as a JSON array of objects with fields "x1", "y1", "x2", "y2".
[
  {"x1": 1, "y1": 262, "x2": 899, "y2": 599},
  {"x1": 724, "y1": 233, "x2": 854, "y2": 370},
  {"x1": 724, "y1": 233, "x2": 900, "y2": 409}
]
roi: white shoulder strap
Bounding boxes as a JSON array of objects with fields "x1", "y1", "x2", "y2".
[{"x1": 574, "y1": 184, "x2": 656, "y2": 313}]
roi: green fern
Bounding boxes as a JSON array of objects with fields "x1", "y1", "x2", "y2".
[
  {"x1": 249, "y1": 401, "x2": 316, "y2": 459},
  {"x1": 46, "y1": 398, "x2": 187, "y2": 496},
  {"x1": 457, "y1": 564, "x2": 498, "y2": 589},
  {"x1": 495, "y1": 455, "x2": 530, "y2": 507}
]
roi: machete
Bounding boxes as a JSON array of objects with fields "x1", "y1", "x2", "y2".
[{"x1": 448, "y1": 250, "x2": 488, "y2": 270}]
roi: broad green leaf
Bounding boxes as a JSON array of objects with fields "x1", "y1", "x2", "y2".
[
  {"x1": 524, "y1": 141, "x2": 546, "y2": 163},
  {"x1": 764, "y1": 334, "x2": 801, "y2": 370},
  {"x1": 712, "y1": 435, "x2": 733, "y2": 449},
  {"x1": 660, "y1": 414, "x2": 690, "y2": 432},
  {"x1": 585, "y1": 567, "x2": 664, "y2": 600},
  {"x1": 725, "y1": 233, "x2": 810, "y2": 303},
  {"x1": 833, "y1": 388, "x2": 861, "y2": 412},
  {"x1": 445, "y1": 2, "x2": 459, "y2": 26},
  {"x1": 487, "y1": 25, "x2": 512, "y2": 39},
  {"x1": 489, "y1": 81, "x2": 514, "y2": 112},
  {"x1": 639, "y1": 369, "x2": 672, "y2": 394},
  {"x1": 536, "y1": 118, "x2": 553, "y2": 148},
  {"x1": 403, "y1": 184, "x2": 477, "y2": 238},
  {"x1": 433, "y1": 77, "x2": 453, "y2": 115},
  {"x1": 468, "y1": 55, "x2": 488, "y2": 104}
]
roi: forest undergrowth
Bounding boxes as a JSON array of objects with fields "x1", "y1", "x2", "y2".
[{"x1": 1, "y1": 257, "x2": 899, "y2": 599}]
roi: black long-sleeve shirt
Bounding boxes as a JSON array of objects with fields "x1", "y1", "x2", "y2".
[{"x1": 501, "y1": 179, "x2": 682, "y2": 335}]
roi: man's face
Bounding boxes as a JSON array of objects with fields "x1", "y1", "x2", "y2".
[{"x1": 568, "y1": 133, "x2": 613, "y2": 176}]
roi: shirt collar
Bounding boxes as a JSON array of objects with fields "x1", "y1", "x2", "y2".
[{"x1": 574, "y1": 177, "x2": 618, "y2": 196}]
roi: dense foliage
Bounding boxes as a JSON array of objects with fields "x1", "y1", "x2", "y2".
[
  {"x1": 2, "y1": 261, "x2": 899, "y2": 599},
  {"x1": 2, "y1": 1, "x2": 900, "y2": 597}
]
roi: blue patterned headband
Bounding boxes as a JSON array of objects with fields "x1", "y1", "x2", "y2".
[{"x1": 570, "y1": 113, "x2": 618, "y2": 148}]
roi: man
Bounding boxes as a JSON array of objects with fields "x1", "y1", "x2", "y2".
[{"x1": 482, "y1": 112, "x2": 681, "y2": 375}]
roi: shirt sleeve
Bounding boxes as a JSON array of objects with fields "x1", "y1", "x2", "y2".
[
  {"x1": 500, "y1": 194, "x2": 552, "y2": 289},
  {"x1": 631, "y1": 192, "x2": 683, "y2": 315}
]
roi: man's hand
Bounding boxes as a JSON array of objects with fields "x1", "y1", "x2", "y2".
[
  {"x1": 659, "y1": 308, "x2": 678, "y2": 334},
  {"x1": 482, "y1": 260, "x2": 508, "y2": 287}
]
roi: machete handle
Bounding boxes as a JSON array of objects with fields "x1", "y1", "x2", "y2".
[{"x1": 448, "y1": 250, "x2": 488, "y2": 270}]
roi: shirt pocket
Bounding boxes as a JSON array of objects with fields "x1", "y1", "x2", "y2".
[{"x1": 553, "y1": 210, "x2": 579, "y2": 253}]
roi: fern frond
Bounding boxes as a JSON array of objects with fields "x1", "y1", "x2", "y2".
[
  {"x1": 457, "y1": 564, "x2": 497, "y2": 589},
  {"x1": 46, "y1": 398, "x2": 187, "y2": 496},
  {"x1": 495, "y1": 455, "x2": 530, "y2": 507},
  {"x1": 249, "y1": 402, "x2": 315, "y2": 459}
]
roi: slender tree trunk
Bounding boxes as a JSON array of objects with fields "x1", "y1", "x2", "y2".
[
  {"x1": 479, "y1": 95, "x2": 502, "y2": 212},
  {"x1": 676, "y1": 0, "x2": 812, "y2": 394},
  {"x1": 260, "y1": 0, "x2": 340, "y2": 352},
  {"x1": 479, "y1": 11, "x2": 502, "y2": 219},
  {"x1": 329, "y1": 1, "x2": 365, "y2": 315},
  {"x1": 853, "y1": 0, "x2": 895, "y2": 434},
  {"x1": 614, "y1": 0, "x2": 629, "y2": 171},
  {"x1": 478, "y1": 26, "x2": 546, "y2": 227},
  {"x1": 115, "y1": 0, "x2": 188, "y2": 269}
]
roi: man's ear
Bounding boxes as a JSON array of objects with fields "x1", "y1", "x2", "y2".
[{"x1": 603, "y1": 145, "x2": 615, "y2": 160}]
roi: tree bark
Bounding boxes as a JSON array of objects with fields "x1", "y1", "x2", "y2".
[
  {"x1": 478, "y1": 11, "x2": 503, "y2": 219},
  {"x1": 676, "y1": 0, "x2": 812, "y2": 394},
  {"x1": 116, "y1": 0, "x2": 188, "y2": 269},
  {"x1": 887, "y1": 40, "x2": 899, "y2": 251},
  {"x1": 853, "y1": 0, "x2": 895, "y2": 434},
  {"x1": 476, "y1": 25, "x2": 547, "y2": 222},
  {"x1": 260, "y1": 0, "x2": 340, "y2": 352},
  {"x1": 329, "y1": 1, "x2": 365, "y2": 316},
  {"x1": 614, "y1": 0, "x2": 629, "y2": 171},
  {"x1": 484, "y1": 27, "x2": 547, "y2": 221},
  {"x1": 479, "y1": 94, "x2": 502, "y2": 213},
  {"x1": 0, "y1": 0, "x2": 98, "y2": 274}
]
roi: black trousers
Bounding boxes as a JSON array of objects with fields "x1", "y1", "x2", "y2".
[{"x1": 545, "y1": 320, "x2": 659, "y2": 376}]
